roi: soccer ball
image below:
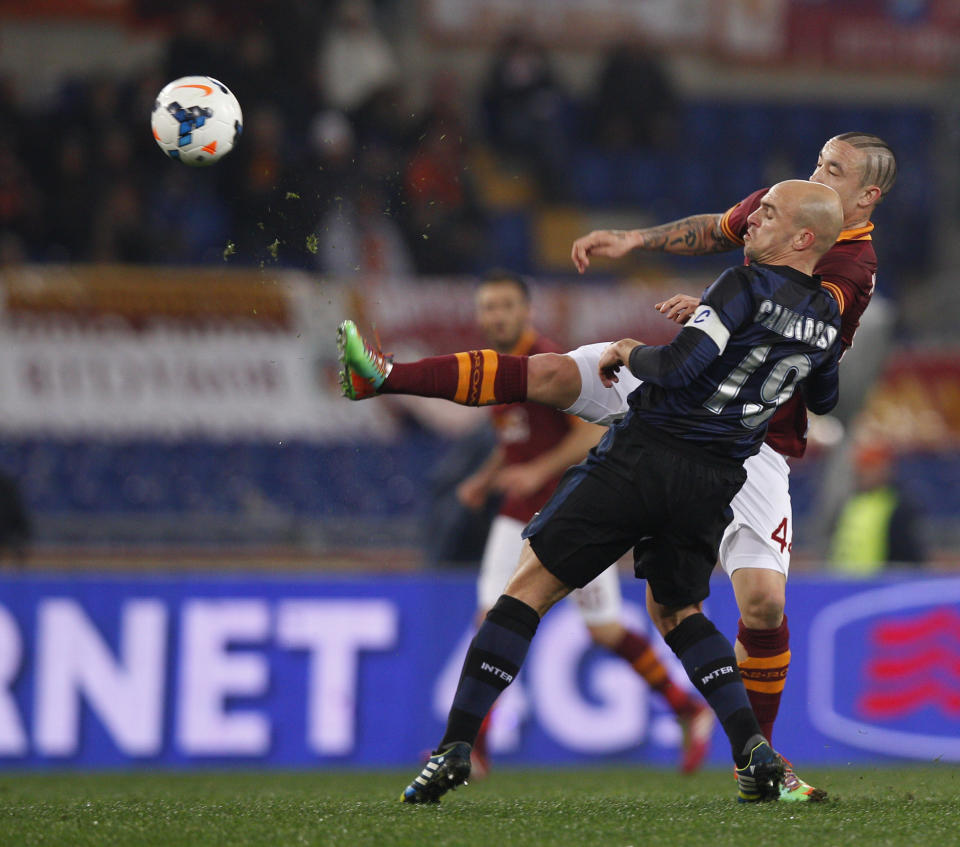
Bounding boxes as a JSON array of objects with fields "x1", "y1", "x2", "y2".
[{"x1": 151, "y1": 76, "x2": 243, "y2": 166}]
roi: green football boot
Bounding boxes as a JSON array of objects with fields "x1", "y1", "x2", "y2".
[
  {"x1": 337, "y1": 319, "x2": 392, "y2": 400},
  {"x1": 778, "y1": 759, "x2": 828, "y2": 802}
]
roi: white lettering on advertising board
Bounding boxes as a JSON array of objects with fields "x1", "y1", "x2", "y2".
[
  {"x1": 35, "y1": 599, "x2": 167, "y2": 756},
  {"x1": 0, "y1": 596, "x2": 400, "y2": 759},
  {"x1": 276, "y1": 599, "x2": 398, "y2": 755},
  {"x1": 0, "y1": 605, "x2": 27, "y2": 755},
  {"x1": 177, "y1": 600, "x2": 272, "y2": 755}
]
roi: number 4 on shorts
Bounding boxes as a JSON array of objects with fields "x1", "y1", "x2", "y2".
[{"x1": 771, "y1": 517, "x2": 791, "y2": 554}]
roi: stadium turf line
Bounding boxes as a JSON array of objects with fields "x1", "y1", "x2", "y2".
[{"x1": 0, "y1": 766, "x2": 956, "y2": 847}]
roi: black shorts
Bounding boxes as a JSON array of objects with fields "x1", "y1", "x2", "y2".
[{"x1": 523, "y1": 418, "x2": 746, "y2": 609}]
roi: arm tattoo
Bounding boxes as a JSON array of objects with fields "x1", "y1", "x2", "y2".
[{"x1": 637, "y1": 214, "x2": 737, "y2": 255}]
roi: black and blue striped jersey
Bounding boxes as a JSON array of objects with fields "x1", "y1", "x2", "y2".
[{"x1": 623, "y1": 262, "x2": 842, "y2": 461}]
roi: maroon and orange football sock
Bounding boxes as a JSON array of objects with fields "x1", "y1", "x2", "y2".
[
  {"x1": 737, "y1": 616, "x2": 791, "y2": 743},
  {"x1": 382, "y1": 351, "x2": 528, "y2": 406}
]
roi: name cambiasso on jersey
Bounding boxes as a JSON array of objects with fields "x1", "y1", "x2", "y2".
[
  {"x1": 755, "y1": 300, "x2": 838, "y2": 350},
  {"x1": 628, "y1": 263, "x2": 842, "y2": 460}
]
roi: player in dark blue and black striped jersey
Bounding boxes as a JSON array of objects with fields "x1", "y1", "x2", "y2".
[
  {"x1": 614, "y1": 254, "x2": 840, "y2": 462},
  {"x1": 401, "y1": 180, "x2": 844, "y2": 806}
]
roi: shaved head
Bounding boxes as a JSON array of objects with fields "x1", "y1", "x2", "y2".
[
  {"x1": 744, "y1": 179, "x2": 844, "y2": 272},
  {"x1": 782, "y1": 179, "x2": 844, "y2": 254}
]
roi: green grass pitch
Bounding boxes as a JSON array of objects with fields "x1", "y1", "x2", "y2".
[{"x1": 0, "y1": 766, "x2": 957, "y2": 846}]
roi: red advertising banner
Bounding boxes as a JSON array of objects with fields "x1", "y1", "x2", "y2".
[
  {"x1": 784, "y1": 1, "x2": 960, "y2": 74},
  {"x1": 422, "y1": 0, "x2": 960, "y2": 74},
  {"x1": 0, "y1": 0, "x2": 129, "y2": 18}
]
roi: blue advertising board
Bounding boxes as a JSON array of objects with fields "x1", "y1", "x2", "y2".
[{"x1": 0, "y1": 572, "x2": 956, "y2": 768}]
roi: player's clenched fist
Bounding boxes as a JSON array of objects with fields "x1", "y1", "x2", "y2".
[{"x1": 597, "y1": 338, "x2": 643, "y2": 388}]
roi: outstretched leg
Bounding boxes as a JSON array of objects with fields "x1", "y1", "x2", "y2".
[
  {"x1": 526, "y1": 351, "x2": 582, "y2": 409},
  {"x1": 339, "y1": 319, "x2": 530, "y2": 405},
  {"x1": 338, "y1": 320, "x2": 595, "y2": 411}
]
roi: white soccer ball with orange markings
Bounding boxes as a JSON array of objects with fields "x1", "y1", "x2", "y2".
[{"x1": 151, "y1": 76, "x2": 243, "y2": 166}]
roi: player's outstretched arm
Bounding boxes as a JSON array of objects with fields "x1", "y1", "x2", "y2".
[
  {"x1": 623, "y1": 317, "x2": 724, "y2": 389},
  {"x1": 571, "y1": 213, "x2": 736, "y2": 273}
]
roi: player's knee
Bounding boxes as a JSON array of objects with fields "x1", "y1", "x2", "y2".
[
  {"x1": 738, "y1": 587, "x2": 785, "y2": 629},
  {"x1": 646, "y1": 590, "x2": 701, "y2": 638},
  {"x1": 527, "y1": 353, "x2": 580, "y2": 409},
  {"x1": 528, "y1": 352, "x2": 569, "y2": 383}
]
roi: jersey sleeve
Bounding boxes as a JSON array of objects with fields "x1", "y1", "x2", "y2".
[
  {"x1": 627, "y1": 325, "x2": 718, "y2": 387},
  {"x1": 812, "y1": 248, "x2": 876, "y2": 348},
  {"x1": 718, "y1": 188, "x2": 768, "y2": 245},
  {"x1": 801, "y1": 346, "x2": 841, "y2": 416},
  {"x1": 626, "y1": 266, "x2": 753, "y2": 387}
]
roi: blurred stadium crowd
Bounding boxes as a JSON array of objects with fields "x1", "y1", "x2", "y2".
[
  {"x1": 0, "y1": 0, "x2": 935, "y2": 292},
  {"x1": 0, "y1": 0, "x2": 953, "y2": 566},
  {"x1": 4, "y1": 0, "x2": 501, "y2": 273}
]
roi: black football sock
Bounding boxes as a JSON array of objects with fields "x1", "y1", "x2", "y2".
[
  {"x1": 439, "y1": 595, "x2": 540, "y2": 749},
  {"x1": 664, "y1": 613, "x2": 764, "y2": 767}
]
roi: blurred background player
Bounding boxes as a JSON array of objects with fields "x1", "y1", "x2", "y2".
[
  {"x1": 344, "y1": 268, "x2": 714, "y2": 775},
  {"x1": 828, "y1": 440, "x2": 928, "y2": 573}
]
